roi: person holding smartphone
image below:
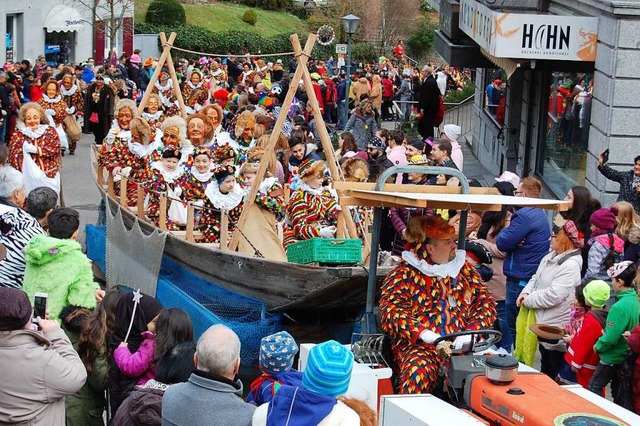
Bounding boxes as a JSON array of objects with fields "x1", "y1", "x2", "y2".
[
  {"x1": 598, "y1": 151, "x2": 640, "y2": 214},
  {"x1": 0, "y1": 287, "x2": 86, "y2": 425}
]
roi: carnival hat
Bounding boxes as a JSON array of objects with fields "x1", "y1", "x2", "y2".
[
  {"x1": 303, "y1": 340, "x2": 354, "y2": 397},
  {"x1": 607, "y1": 260, "x2": 635, "y2": 278},
  {"x1": 214, "y1": 165, "x2": 236, "y2": 184},
  {"x1": 529, "y1": 324, "x2": 564, "y2": 344},
  {"x1": 259, "y1": 331, "x2": 299, "y2": 375}
]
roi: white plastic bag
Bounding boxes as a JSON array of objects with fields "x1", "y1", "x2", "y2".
[
  {"x1": 167, "y1": 187, "x2": 187, "y2": 225},
  {"x1": 22, "y1": 142, "x2": 61, "y2": 196}
]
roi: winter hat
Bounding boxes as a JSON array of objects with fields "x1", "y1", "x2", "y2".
[
  {"x1": 0, "y1": 288, "x2": 32, "y2": 331},
  {"x1": 561, "y1": 219, "x2": 584, "y2": 249},
  {"x1": 495, "y1": 171, "x2": 520, "y2": 190},
  {"x1": 130, "y1": 54, "x2": 142, "y2": 64},
  {"x1": 408, "y1": 138, "x2": 425, "y2": 152},
  {"x1": 607, "y1": 260, "x2": 634, "y2": 279},
  {"x1": 589, "y1": 207, "x2": 617, "y2": 231},
  {"x1": 259, "y1": 331, "x2": 299, "y2": 375},
  {"x1": 214, "y1": 165, "x2": 236, "y2": 185},
  {"x1": 443, "y1": 124, "x2": 461, "y2": 142},
  {"x1": 310, "y1": 72, "x2": 321, "y2": 81},
  {"x1": 144, "y1": 58, "x2": 153, "y2": 67},
  {"x1": 583, "y1": 280, "x2": 611, "y2": 308},
  {"x1": 367, "y1": 136, "x2": 386, "y2": 151},
  {"x1": 303, "y1": 340, "x2": 354, "y2": 397}
]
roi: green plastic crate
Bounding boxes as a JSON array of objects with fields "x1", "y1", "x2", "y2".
[{"x1": 287, "y1": 238, "x2": 362, "y2": 265}]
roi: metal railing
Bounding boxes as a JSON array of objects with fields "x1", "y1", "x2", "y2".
[{"x1": 392, "y1": 95, "x2": 475, "y2": 139}]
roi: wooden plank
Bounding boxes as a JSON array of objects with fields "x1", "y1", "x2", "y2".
[
  {"x1": 120, "y1": 176, "x2": 128, "y2": 206},
  {"x1": 159, "y1": 194, "x2": 167, "y2": 231},
  {"x1": 137, "y1": 185, "x2": 145, "y2": 219},
  {"x1": 229, "y1": 34, "x2": 316, "y2": 251},
  {"x1": 333, "y1": 181, "x2": 501, "y2": 195},
  {"x1": 185, "y1": 203, "x2": 195, "y2": 242},
  {"x1": 107, "y1": 172, "x2": 114, "y2": 197},
  {"x1": 220, "y1": 210, "x2": 229, "y2": 249},
  {"x1": 137, "y1": 32, "x2": 177, "y2": 115},
  {"x1": 336, "y1": 210, "x2": 345, "y2": 239},
  {"x1": 159, "y1": 32, "x2": 189, "y2": 120}
]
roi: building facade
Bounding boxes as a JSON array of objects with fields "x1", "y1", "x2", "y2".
[
  {"x1": 0, "y1": 0, "x2": 134, "y2": 66},
  {"x1": 433, "y1": 0, "x2": 640, "y2": 204}
]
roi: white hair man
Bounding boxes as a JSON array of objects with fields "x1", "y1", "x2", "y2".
[
  {"x1": 162, "y1": 324, "x2": 256, "y2": 426},
  {"x1": 0, "y1": 167, "x2": 46, "y2": 289}
]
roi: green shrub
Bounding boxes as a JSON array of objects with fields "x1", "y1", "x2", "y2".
[
  {"x1": 243, "y1": 9, "x2": 258, "y2": 25},
  {"x1": 146, "y1": 0, "x2": 186, "y2": 27},
  {"x1": 407, "y1": 19, "x2": 436, "y2": 59},
  {"x1": 352, "y1": 43, "x2": 377, "y2": 64}
]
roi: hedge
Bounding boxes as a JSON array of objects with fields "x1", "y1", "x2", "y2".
[
  {"x1": 135, "y1": 22, "x2": 377, "y2": 64},
  {"x1": 146, "y1": 0, "x2": 187, "y2": 27}
]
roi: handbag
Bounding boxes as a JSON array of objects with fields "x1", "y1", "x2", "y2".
[
  {"x1": 63, "y1": 114, "x2": 81, "y2": 141},
  {"x1": 89, "y1": 112, "x2": 99, "y2": 124}
]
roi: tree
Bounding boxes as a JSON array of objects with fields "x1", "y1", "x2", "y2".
[
  {"x1": 68, "y1": 0, "x2": 135, "y2": 57},
  {"x1": 379, "y1": 0, "x2": 421, "y2": 55},
  {"x1": 146, "y1": 0, "x2": 187, "y2": 27}
]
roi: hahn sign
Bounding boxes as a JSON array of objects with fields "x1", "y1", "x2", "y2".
[{"x1": 459, "y1": 0, "x2": 598, "y2": 61}]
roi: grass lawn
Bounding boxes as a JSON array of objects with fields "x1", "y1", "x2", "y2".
[{"x1": 135, "y1": 0, "x2": 309, "y2": 37}]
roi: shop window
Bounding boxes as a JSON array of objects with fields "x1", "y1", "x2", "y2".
[
  {"x1": 484, "y1": 69, "x2": 507, "y2": 126},
  {"x1": 537, "y1": 72, "x2": 593, "y2": 198}
]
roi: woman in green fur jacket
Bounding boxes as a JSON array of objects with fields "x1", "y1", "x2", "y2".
[{"x1": 22, "y1": 208, "x2": 103, "y2": 322}]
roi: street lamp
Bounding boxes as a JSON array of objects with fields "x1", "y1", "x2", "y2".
[{"x1": 341, "y1": 13, "x2": 360, "y2": 129}]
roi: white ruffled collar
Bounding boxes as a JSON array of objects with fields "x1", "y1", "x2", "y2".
[
  {"x1": 258, "y1": 177, "x2": 279, "y2": 195},
  {"x1": 155, "y1": 79, "x2": 173, "y2": 91},
  {"x1": 402, "y1": 249, "x2": 467, "y2": 279},
  {"x1": 191, "y1": 167, "x2": 213, "y2": 183},
  {"x1": 300, "y1": 182, "x2": 325, "y2": 196},
  {"x1": 205, "y1": 181, "x2": 243, "y2": 210},
  {"x1": 60, "y1": 85, "x2": 78, "y2": 96},
  {"x1": 151, "y1": 161, "x2": 185, "y2": 182},
  {"x1": 18, "y1": 123, "x2": 49, "y2": 139},
  {"x1": 187, "y1": 81, "x2": 203, "y2": 90},
  {"x1": 42, "y1": 94, "x2": 62, "y2": 104},
  {"x1": 211, "y1": 69, "x2": 223, "y2": 77},
  {"x1": 142, "y1": 110, "x2": 163, "y2": 121}
]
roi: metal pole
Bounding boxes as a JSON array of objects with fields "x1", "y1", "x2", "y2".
[
  {"x1": 364, "y1": 207, "x2": 382, "y2": 334},
  {"x1": 343, "y1": 33, "x2": 352, "y2": 128}
]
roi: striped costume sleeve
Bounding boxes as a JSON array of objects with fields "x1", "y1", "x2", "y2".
[{"x1": 287, "y1": 190, "x2": 321, "y2": 241}]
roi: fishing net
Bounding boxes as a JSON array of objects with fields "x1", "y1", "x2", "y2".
[
  {"x1": 104, "y1": 195, "x2": 167, "y2": 296},
  {"x1": 86, "y1": 225, "x2": 282, "y2": 366}
]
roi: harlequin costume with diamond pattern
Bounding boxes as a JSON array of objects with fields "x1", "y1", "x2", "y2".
[
  {"x1": 380, "y1": 220, "x2": 497, "y2": 394},
  {"x1": 9, "y1": 125, "x2": 61, "y2": 178},
  {"x1": 146, "y1": 161, "x2": 186, "y2": 231}
]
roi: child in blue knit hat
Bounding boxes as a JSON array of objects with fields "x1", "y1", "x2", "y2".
[
  {"x1": 251, "y1": 340, "x2": 361, "y2": 425},
  {"x1": 246, "y1": 331, "x2": 303, "y2": 405}
]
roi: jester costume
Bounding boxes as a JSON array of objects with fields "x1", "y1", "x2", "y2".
[
  {"x1": 182, "y1": 80, "x2": 209, "y2": 115},
  {"x1": 200, "y1": 177, "x2": 244, "y2": 244},
  {"x1": 147, "y1": 161, "x2": 186, "y2": 230},
  {"x1": 9, "y1": 124, "x2": 61, "y2": 179},
  {"x1": 180, "y1": 165, "x2": 213, "y2": 227},
  {"x1": 209, "y1": 65, "x2": 227, "y2": 89},
  {"x1": 141, "y1": 110, "x2": 165, "y2": 141},
  {"x1": 283, "y1": 184, "x2": 339, "y2": 249},
  {"x1": 98, "y1": 125, "x2": 150, "y2": 207},
  {"x1": 380, "y1": 245, "x2": 497, "y2": 394},
  {"x1": 60, "y1": 81, "x2": 84, "y2": 153},
  {"x1": 39, "y1": 93, "x2": 69, "y2": 151},
  {"x1": 151, "y1": 79, "x2": 179, "y2": 117}
]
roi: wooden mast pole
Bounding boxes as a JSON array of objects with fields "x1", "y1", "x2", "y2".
[{"x1": 229, "y1": 34, "x2": 315, "y2": 251}]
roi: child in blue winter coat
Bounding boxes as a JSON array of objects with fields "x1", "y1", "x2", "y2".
[{"x1": 246, "y1": 331, "x2": 303, "y2": 405}]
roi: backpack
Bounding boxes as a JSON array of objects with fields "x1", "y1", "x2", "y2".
[{"x1": 434, "y1": 95, "x2": 445, "y2": 126}]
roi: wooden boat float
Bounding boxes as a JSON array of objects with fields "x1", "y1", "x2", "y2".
[{"x1": 92, "y1": 148, "x2": 392, "y2": 312}]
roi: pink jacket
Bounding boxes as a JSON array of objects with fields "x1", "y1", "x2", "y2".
[
  {"x1": 451, "y1": 141, "x2": 463, "y2": 171},
  {"x1": 387, "y1": 145, "x2": 407, "y2": 184},
  {"x1": 114, "y1": 331, "x2": 157, "y2": 386}
]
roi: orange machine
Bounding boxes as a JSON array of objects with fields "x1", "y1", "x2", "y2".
[{"x1": 465, "y1": 373, "x2": 630, "y2": 426}]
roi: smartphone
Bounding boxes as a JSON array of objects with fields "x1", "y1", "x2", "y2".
[
  {"x1": 32, "y1": 293, "x2": 48, "y2": 323},
  {"x1": 602, "y1": 149, "x2": 610, "y2": 164}
]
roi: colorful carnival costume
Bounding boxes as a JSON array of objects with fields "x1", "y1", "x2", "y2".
[
  {"x1": 283, "y1": 159, "x2": 340, "y2": 249},
  {"x1": 141, "y1": 110, "x2": 164, "y2": 141},
  {"x1": 200, "y1": 165, "x2": 244, "y2": 244},
  {"x1": 9, "y1": 123, "x2": 61, "y2": 194},
  {"x1": 39, "y1": 93, "x2": 69, "y2": 152},
  {"x1": 209, "y1": 63, "x2": 228, "y2": 89},
  {"x1": 151, "y1": 73, "x2": 179, "y2": 117},
  {"x1": 147, "y1": 150, "x2": 186, "y2": 230},
  {"x1": 60, "y1": 76, "x2": 84, "y2": 154},
  {"x1": 379, "y1": 216, "x2": 497, "y2": 394},
  {"x1": 182, "y1": 70, "x2": 209, "y2": 115}
]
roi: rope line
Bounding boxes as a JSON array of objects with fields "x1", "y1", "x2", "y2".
[{"x1": 169, "y1": 45, "x2": 295, "y2": 58}]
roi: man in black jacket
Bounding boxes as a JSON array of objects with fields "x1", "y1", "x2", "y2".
[
  {"x1": 417, "y1": 65, "x2": 440, "y2": 139},
  {"x1": 0, "y1": 73, "x2": 10, "y2": 143}
]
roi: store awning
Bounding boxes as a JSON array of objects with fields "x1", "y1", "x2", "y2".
[
  {"x1": 44, "y1": 4, "x2": 84, "y2": 33},
  {"x1": 480, "y1": 48, "x2": 521, "y2": 79}
]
